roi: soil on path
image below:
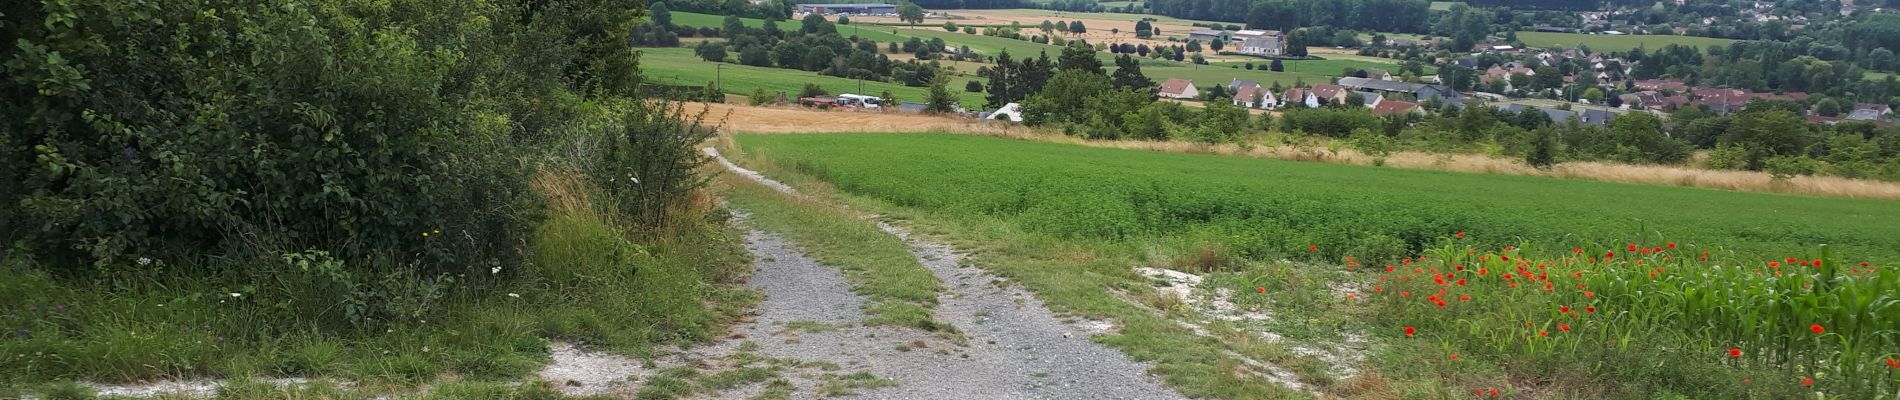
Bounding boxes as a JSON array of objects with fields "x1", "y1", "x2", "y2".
[{"x1": 698, "y1": 147, "x2": 1186, "y2": 400}]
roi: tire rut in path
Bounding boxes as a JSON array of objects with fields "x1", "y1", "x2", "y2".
[{"x1": 704, "y1": 147, "x2": 1185, "y2": 400}]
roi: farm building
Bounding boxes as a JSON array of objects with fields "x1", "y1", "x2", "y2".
[
  {"x1": 1157, "y1": 78, "x2": 1199, "y2": 99},
  {"x1": 1187, "y1": 30, "x2": 1229, "y2": 43},
  {"x1": 1230, "y1": 30, "x2": 1285, "y2": 57},
  {"x1": 796, "y1": 3, "x2": 898, "y2": 15}
]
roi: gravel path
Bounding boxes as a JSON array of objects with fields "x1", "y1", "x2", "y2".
[{"x1": 701, "y1": 147, "x2": 1187, "y2": 400}]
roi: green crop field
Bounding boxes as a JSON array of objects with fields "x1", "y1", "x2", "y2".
[
  {"x1": 1430, "y1": 1, "x2": 1462, "y2": 10},
  {"x1": 637, "y1": 47, "x2": 987, "y2": 105},
  {"x1": 673, "y1": 12, "x2": 914, "y2": 43},
  {"x1": 1515, "y1": 32, "x2": 1737, "y2": 53},
  {"x1": 732, "y1": 132, "x2": 1900, "y2": 398},
  {"x1": 735, "y1": 133, "x2": 1900, "y2": 263}
]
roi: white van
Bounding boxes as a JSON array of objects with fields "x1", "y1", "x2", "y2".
[{"x1": 836, "y1": 94, "x2": 882, "y2": 109}]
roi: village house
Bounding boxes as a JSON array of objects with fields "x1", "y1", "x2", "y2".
[
  {"x1": 1311, "y1": 84, "x2": 1348, "y2": 105},
  {"x1": 1156, "y1": 78, "x2": 1199, "y2": 99},
  {"x1": 1232, "y1": 85, "x2": 1276, "y2": 109},
  {"x1": 796, "y1": 3, "x2": 898, "y2": 15},
  {"x1": 1372, "y1": 100, "x2": 1421, "y2": 116},
  {"x1": 1281, "y1": 88, "x2": 1318, "y2": 108},
  {"x1": 1848, "y1": 103, "x2": 1893, "y2": 122}
]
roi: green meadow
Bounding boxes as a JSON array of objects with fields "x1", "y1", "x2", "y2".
[{"x1": 636, "y1": 47, "x2": 988, "y2": 105}]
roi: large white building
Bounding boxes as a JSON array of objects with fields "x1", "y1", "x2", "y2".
[{"x1": 1230, "y1": 30, "x2": 1285, "y2": 57}]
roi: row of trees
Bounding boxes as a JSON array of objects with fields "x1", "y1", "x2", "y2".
[{"x1": 694, "y1": 14, "x2": 958, "y2": 88}]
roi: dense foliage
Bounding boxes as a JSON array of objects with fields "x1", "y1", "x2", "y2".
[{"x1": 687, "y1": 14, "x2": 964, "y2": 88}]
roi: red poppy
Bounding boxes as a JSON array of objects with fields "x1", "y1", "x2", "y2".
[
  {"x1": 1509, "y1": 282, "x2": 1518, "y2": 288},
  {"x1": 1699, "y1": 257, "x2": 1708, "y2": 262},
  {"x1": 1583, "y1": 291, "x2": 1594, "y2": 298},
  {"x1": 1538, "y1": 330, "x2": 1549, "y2": 337},
  {"x1": 1479, "y1": 267, "x2": 1488, "y2": 276},
  {"x1": 1558, "y1": 323, "x2": 1570, "y2": 332},
  {"x1": 1560, "y1": 305, "x2": 1571, "y2": 313},
  {"x1": 1309, "y1": 244, "x2": 1317, "y2": 252},
  {"x1": 1573, "y1": 247, "x2": 1583, "y2": 254},
  {"x1": 1572, "y1": 272, "x2": 1583, "y2": 278},
  {"x1": 1401, "y1": 290, "x2": 1410, "y2": 298},
  {"x1": 1585, "y1": 306, "x2": 1596, "y2": 313},
  {"x1": 1386, "y1": 265, "x2": 1396, "y2": 271},
  {"x1": 1374, "y1": 285, "x2": 1383, "y2": 292},
  {"x1": 1627, "y1": 243, "x2": 1638, "y2": 251},
  {"x1": 1605, "y1": 251, "x2": 1615, "y2": 259},
  {"x1": 1801, "y1": 376, "x2": 1813, "y2": 387},
  {"x1": 1787, "y1": 257, "x2": 1798, "y2": 263},
  {"x1": 1501, "y1": 255, "x2": 1511, "y2": 262},
  {"x1": 1404, "y1": 326, "x2": 1416, "y2": 337},
  {"x1": 1667, "y1": 242, "x2": 1676, "y2": 249},
  {"x1": 1456, "y1": 230, "x2": 1465, "y2": 238},
  {"x1": 1488, "y1": 388, "x2": 1499, "y2": 397},
  {"x1": 1810, "y1": 324, "x2": 1824, "y2": 334},
  {"x1": 1769, "y1": 261, "x2": 1781, "y2": 268},
  {"x1": 1457, "y1": 279, "x2": 1467, "y2": 286},
  {"x1": 1450, "y1": 353, "x2": 1460, "y2": 361},
  {"x1": 1886, "y1": 357, "x2": 1900, "y2": 369},
  {"x1": 1403, "y1": 258, "x2": 1413, "y2": 264},
  {"x1": 1728, "y1": 348, "x2": 1743, "y2": 358},
  {"x1": 1813, "y1": 259, "x2": 1823, "y2": 267},
  {"x1": 1459, "y1": 294, "x2": 1471, "y2": 301},
  {"x1": 1257, "y1": 287, "x2": 1266, "y2": 294},
  {"x1": 1861, "y1": 262, "x2": 1872, "y2": 267}
]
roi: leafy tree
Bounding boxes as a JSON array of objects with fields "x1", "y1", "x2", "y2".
[
  {"x1": 1607, "y1": 112, "x2": 1691, "y2": 164},
  {"x1": 926, "y1": 78, "x2": 959, "y2": 113},
  {"x1": 1135, "y1": 20, "x2": 1154, "y2": 38},
  {"x1": 1021, "y1": 70, "x2": 1116, "y2": 125},
  {"x1": 652, "y1": 1, "x2": 674, "y2": 27},
  {"x1": 724, "y1": 15, "x2": 748, "y2": 37},
  {"x1": 801, "y1": 83, "x2": 829, "y2": 98},
  {"x1": 1526, "y1": 127, "x2": 1559, "y2": 168},
  {"x1": 1069, "y1": 20, "x2": 1086, "y2": 33},
  {"x1": 945, "y1": 21, "x2": 959, "y2": 31},
  {"x1": 1186, "y1": 40, "x2": 1203, "y2": 52},
  {"x1": 900, "y1": 3, "x2": 927, "y2": 24},
  {"x1": 966, "y1": 80, "x2": 985, "y2": 92},
  {"x1": 1042, "y1": 20, "x2": 1057, "y2": 33},
  {"x1": 696, "y1": 41, "x2": 729, "y2": 62},
  {"x1": 1724, "y1": 109, "x2": 1809, "y2": 170},
  {"x1": 838, "y1": 15, "x2": 850, "y2": 24},
  {"x1": 739, "y1": 45, "x2": 772, "y2": 66},
  {"x1": 1056, "y1": 21, "x2": 1070, "y2": 33},
  {"x1": 1111, "y1": 55, "x2": 1154, "y2": 89},
  {"x1": 1270, "y1": 59, "x2": 1284, "y2": 72},
  {"x1": 1058, "y1": 45, "x2": 1105, "y2": 74},
  {"x1": 1211, "y1": 38, "x2": 1225, "y2": 52}
]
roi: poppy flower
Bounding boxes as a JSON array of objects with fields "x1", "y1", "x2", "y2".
[
  {"x1": 1605, "y1": 251, "x2": 1615, "y2": 259},
  {"x1": 1501, "y1": 255, "x2": 1511, "y2": 262},
  {"x1": 1374, "y1": 285, "x2": 1383, "y2": 292},
  {"x1": 1456, "y1": 279, "x2": 1467, "y2": 286},
  {"x1": 1573, "y1": 247, "x2": 1583, "y2": 254},
  {"x1": 1801, "y1": 376, "x2": 1813, "y2": 387},
  {"x1": 1861, "y1": 262, "x2": 1872, "y2": 267},
  {"x1": 1810, "y1": 324, "x2": 1824, "y2": 334},
  {"x1": 1459, "y1": 294, "x2": 1471, "y2": 301},
  {"x1": 1456, "y1": 230, "x2": 1465, "y2": 238},
  {"x1": 1309, "y1": 244, "x2": 1317, "y2": 252},
  {"x1": 1401, "y1": 290, "x2": 1410, "y2": 298},
  {"x1": 1538, "y1": 330, "x2": 1549, "y2": 337},
  {"x1": 1728, "y1": 348, "x2": 1742, "y2": 358},
  {"x1": 1886, "y1": 357, "x2": 1899, "y2": 369},
  {"x1": 1583, "y1": 291, "x2": 1595, "y2": 298},
  {"x1": 1813, "y1": 260, "x2": 1823, "y2": 267},
  {"x1": 1769, "y1": 261, "x2": 1781, "y2": 268},
  {"x1": 1404, "y1": 326, "x2": 1416, "y2": 337},
  {"x1": 1558, "y1": 323, "x2": 1570, "y2": 332},
  {"x1": 1559, "y1": 305, "x2": 1571, "y2": 313},
  {"x1": 1479, "y1": 267, "x2": 1488, "y2": 276},
  {"x1": 1667, "y1": 242, "x2": 1676, "y2": 249},
  {"x1": 1488, "y1": 388, "x2": 1499, "y2": 397},
  {"x1": 1257, "y1": 287, "x2": 1266, "y2": 294},
  {"x1": 1572, "y1": 272, "x2": 1583, "y2": 278},
  {"x1": 1450, "y1": 353, "x2": 1460, "y2": 361},
  {"x1": 1585, "y1": 306, "x2": 1596, "y2": 313},
  {"x1": 1386, "y1": 265, "x2": 1396, "y2": 271},
  {"x1": 1627, "y1": 244, "x2": 1638, "y2": 251},
  {"x1": 1699, "y1": 257, "x2": 1708, "y2": 261}
]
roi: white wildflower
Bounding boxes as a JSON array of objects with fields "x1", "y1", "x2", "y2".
[
  {"x1": 136, "y1": 257, "x2": 152, "y2": 266},
  {"x1": 508, "y1": 293, "x2": 520, "y2": 298},
  {"x1": 491, "y1": 266, "x2": 502, "y2": 275},
  {"x1": 230, "y1": 293, "x2": 242, "y2": 298}
]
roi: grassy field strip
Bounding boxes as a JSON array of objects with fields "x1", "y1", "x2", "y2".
[
  {"x1": 732, "y1": 133, "x2": 1900, "y2": 264},
  {"x1": 636, "y1": 47, "x2": 987, "y2": 105},
  {"x1": 721, "y1": 141, "x2": 1318, "y2": 399},
  {"x1": 1514, "y1": 31, "x2": 1737, "y2": 53},
  {"x1": 716, "y1": 151, "x2": 950, "y2": 332}
]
